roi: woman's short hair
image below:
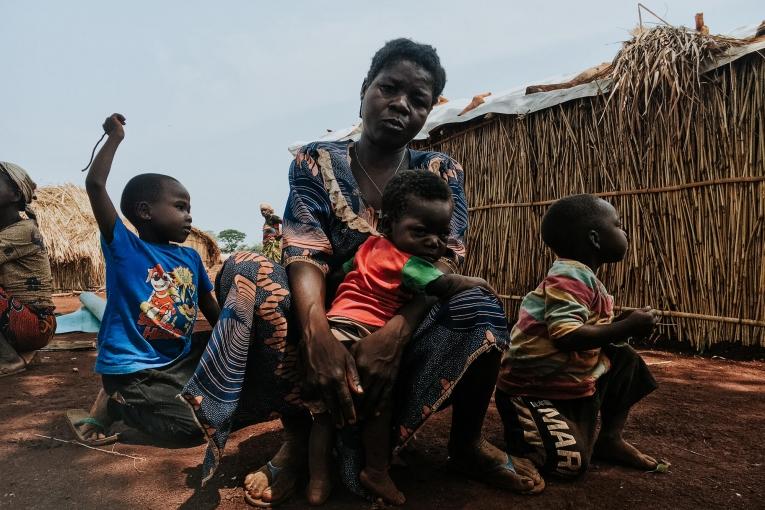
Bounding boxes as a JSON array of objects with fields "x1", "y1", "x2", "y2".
[{"x1": 364, "y1": 38, "x2": 447, "y2": 105}]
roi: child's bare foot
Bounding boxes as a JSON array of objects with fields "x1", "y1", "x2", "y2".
[
  {"x1": 306, "y1": 415, "x2": 334, "y2": 506},
  {"x1": 74, "y1": 389, "x2": 114, "y2": 441},
  {"x1": 593, "y1": 436, "x2": 659, "y2": 470},
  {"x1": 306, "y1": 473, "x2": 332, "y2": 506},
  {"x1": 360, "y1": 467, "x2": 405, "y2": 505}
]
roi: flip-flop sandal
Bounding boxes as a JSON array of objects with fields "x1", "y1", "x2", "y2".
[
  {"x1": 244, "y1": 461, "x2": 297, "y2": 508},
  {"x1": 448, "y1": 452, "x2": 545, "y2": 495},
  {"x1": 0, "y1": 363, "x2": 26, "y2": 378},
  {"x1": 65, "y1": 409, "x2": 120, "y2": 446}
]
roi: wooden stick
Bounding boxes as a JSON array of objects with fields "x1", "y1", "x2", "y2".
[
  {"x1": 495, "y1": 295, "x2": 765, "y2": 327},
  {"x1": 32, "y1": 433, "x2": 146, "y2": 462},
  {"x1": 469, "y1": 175, "x2": 765, "y2": 211}
]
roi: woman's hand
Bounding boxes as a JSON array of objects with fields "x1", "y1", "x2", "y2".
[
  {"x1": 350, "y1": 325, "x2": 404, "y2": 420},
  {"x1": 302, "y1": 329, "x2": 363, "y2": 428},
  {"x1": 289, "y1": 261, "x2": 363, "y2": 428}
]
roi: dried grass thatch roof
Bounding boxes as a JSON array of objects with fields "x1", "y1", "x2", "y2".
[
  {"x1": 31, "y1": 184, "x2": 221, "y2": 292},
  {"x1": 32, "y1": 184, "x2": 104, "y2": 292}
]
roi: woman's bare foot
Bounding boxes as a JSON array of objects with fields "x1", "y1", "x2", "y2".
[
  {"x1": 244, "y1": 437, "x2": 307, "y2": 505},
  {"x1": 448, "y1": 438, "x2": 545, "y2": 494},
  {"x1": 360, "y1": 467, "x2": 405, "y2": 505},
  {"x1": 74, "y1": 389, "x2": 114, "y2": 441},
  {"x1": 306, "y1": 415, "x2": 334, "y2": 506},
  {"x1": 593, "y1": 436, "x2": 659, "y2": 470}
]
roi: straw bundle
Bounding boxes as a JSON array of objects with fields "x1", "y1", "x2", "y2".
[
  {"x1": 416, "y1": 26, "x2": 765, "y2": 351},
  {"x1": 31, "y1": 184, "x2": 222, "y2": 292},
  {"x1": 31, "y1": 184, "x2": 104, "y2": 292}
]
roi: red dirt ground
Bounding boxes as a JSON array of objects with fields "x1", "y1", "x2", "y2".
[{"x1": 1, "y1": 346, "x2": 763, "y2": 510}]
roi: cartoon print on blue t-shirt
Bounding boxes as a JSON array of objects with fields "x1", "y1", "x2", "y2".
[{"x1": 137, "y1": 263, "x2": 198, "y2": 340}]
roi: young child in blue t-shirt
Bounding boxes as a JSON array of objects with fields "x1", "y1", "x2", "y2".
[{"x1": 66, "y1": 113, "x2": 220, "y2": 446}]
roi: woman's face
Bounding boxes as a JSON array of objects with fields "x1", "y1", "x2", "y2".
[
  {"x1": 0, "y1": 174, "x2": 21, "y2": 210},
  {"x1": 360, "y1": 60, "x2": 435, "y2": 148}
]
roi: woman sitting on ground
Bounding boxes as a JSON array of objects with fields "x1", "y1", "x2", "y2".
[
  {"x1": 0, "y1": 161, "x2": 56, "y2": 377},
  {"x1": 180, "y1": 38, "x2": 544, "y2": 506}
]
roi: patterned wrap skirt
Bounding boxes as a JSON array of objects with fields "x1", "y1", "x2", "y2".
[
  {"x1": 0, "y1": 286, "x2": 56, "y2": 352},
  {"x1": 180, "y1": 253, "x2": 509, "y2": 495}
]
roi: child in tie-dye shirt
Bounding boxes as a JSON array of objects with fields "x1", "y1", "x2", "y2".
[{"x1": 496, "y1": 194, "x2": 668, "y2": 480}]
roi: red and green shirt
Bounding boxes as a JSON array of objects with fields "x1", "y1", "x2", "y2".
[{"x1": 327, "y1": 236, "x2": 444, "y2": 327}]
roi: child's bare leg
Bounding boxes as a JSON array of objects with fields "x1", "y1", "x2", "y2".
[
  {"x1": 359, "y1": 407, "x2": 405, "y2": 505},
  {"x1": 74, "y1": 389, "x2": 114, "y2": 440},
  {"x1": 0, "y1": 332, "x2": 25, "y2": 377},
  {"x1": 306, "y1": 413, "x2": 334, "y2": 506},
  {"x1": 593, "y1": 407, "x2": 658, "y2": 470}
]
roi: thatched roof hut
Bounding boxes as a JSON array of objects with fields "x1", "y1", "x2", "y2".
[
  {"x1": 294, "y1": 22, "x2": 765, "y2": 352},
  {"x1": 32, "y1": 184, "x2": 221, "y2": 292}
]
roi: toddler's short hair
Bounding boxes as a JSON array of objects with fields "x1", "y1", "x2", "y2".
[
  {"x1": 120, "y1": 173, "x2": 180, "y2": 225},
  {"x1": 381, "y1": 170, "x2": 452, "y2": 225},
  {"x1": 541, "y1": 194, "x2": 605, "y2": 257}
]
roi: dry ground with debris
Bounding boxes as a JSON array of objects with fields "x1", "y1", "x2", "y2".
[{"x1": 2, "y1": 344, "x2": 763, "y2": 510}]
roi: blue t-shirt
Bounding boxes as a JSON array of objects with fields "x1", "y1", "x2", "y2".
[{"x1": 95, "y1": 218, "x2": 214, "y2": 374}]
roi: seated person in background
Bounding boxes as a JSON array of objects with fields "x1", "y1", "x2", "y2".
[
  {"x1": 65, "y1": 113, "x2": 219, "y2": 446},
  {"x1": 307, "y1": 170, "x2": 496, "y2": 506},
  {"x1": 495, "y1": 194, "x2": 668, "y2": 480},
  {"x1": 0, "y1": 161, "x2": 56, "y2": 377},
  {"x1": 259, "y1": 202, "x2": 283, "y2": 262}
]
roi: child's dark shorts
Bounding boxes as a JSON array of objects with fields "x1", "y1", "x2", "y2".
[
  {"x1": 101, "y1": 331, "x2": 210, "y2": 445},
  {"x1": 495, "y1": 343, "x2": 657, "y2": 478}
]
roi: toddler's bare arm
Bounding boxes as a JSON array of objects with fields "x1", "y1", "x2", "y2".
[
  {"x1": 553, "y1": 306, "x2": 659, "y2": 352},
  {"x1": 426, "y1": 274, "x2": 497, "y2": 300}
]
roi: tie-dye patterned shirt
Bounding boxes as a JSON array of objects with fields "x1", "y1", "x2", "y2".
[
  {"x1": 498, "y1": 258, "x2": 613, "y2": 399},
  {"x1": 281, "y1": 141, "x2": 467, "y2": 276}
]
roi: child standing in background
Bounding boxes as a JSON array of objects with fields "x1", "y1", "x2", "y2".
[
  {"x1": 66, "y1": 113, "x2": 219, "y2": 445},
  {"x1": 496, "y1": 194, "x2": 668, "y2": 480}
]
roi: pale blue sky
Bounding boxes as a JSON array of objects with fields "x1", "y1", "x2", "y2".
[{"x1": 1, "y1": 1, "x2": 760, "y2": 242}]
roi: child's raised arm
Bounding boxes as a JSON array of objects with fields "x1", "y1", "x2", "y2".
[{"x1": 85, "y1": 113, "x2": 126, "y2": 242}]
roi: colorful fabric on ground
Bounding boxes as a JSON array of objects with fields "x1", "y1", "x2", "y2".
[
  {"x1": 327, "y1": 236, "x2": 443, "y2": 327},
  {"x1": 181, "y1": 254, "x2": 508, "y2": 493},
  {"x1": 498, "y1": 258, "x2": 614, "y2": 400},
  {"x1": 181, "y1": 142, "x2": 505, "y2": 496},
  {"x1": 281, "y1": 140, "x2": 466, "y2": 275},
  {"x1": 0, "y1": 219, "x2": 53, "y2": 309},
  {"x1": 0, "y1": 285, "x2": 56, "y2": 351},
  {"x1": 96, "y1": 218, "x2": 213, "y2": 375}
]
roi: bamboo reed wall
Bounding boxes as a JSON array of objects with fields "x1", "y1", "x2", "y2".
[{"x1": 416, "y1": 41, "x2": 764, "y2": 351}]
